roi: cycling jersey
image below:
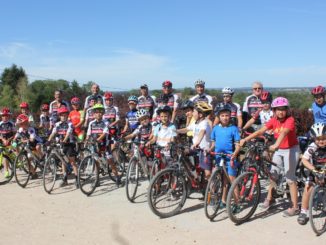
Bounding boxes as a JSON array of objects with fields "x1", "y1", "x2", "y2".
[
  {"x1": 190, "y1": 93, "x2": 213, "y2": 106},
  {"x1": 303, "y1": 142, "x2": 326, "y2": 165},
  {"x1": 243, "y1": 95, "x2": 262, "y2": 124},
  {"x1": 84, "y1": 94, "x2": 104, "y2": 109},
  {"x1": 126, "y1": 109, "x2": 139, "y2": 131},
  {"x1": 137, "y1": 95, "x2": 156, "y2": 118},
  {"x1": 103, "y1": 105, "x2": 120, "y2": 124},
  {"x1": 69, "y1": 110, "x2": 84, "y2": 135},
  {"x1": 39, "y1": 114, "x2": 52, "y2": 136},
  {"x1": 214, "y1": 102, "x2": 241, "y2": 126},
  {"x1": 85, "y1": 108, "x2": 95, "y2": 126},
  {"x1": 15, "y1": 127, "x2": 42, "y2": 143},
  {"x1": 86, "y1": 120, "x2": 109, "y2": 144},
  {"x1": 259, "y1": 110, "x2": 274, "y2": 124},
  {"x1": 0, "y1": 121, "x2": 15, "y2": 140},
  {"x1": 49, "y1": 100, "x2": 70, "y2": 124},
  {"x1": 311, "y1": 102, "x2": 326, "y2": 123},
  {"x1": 51, "y1": 121, "x2": 74, "y2": 143},
  {"x1": 157, "y1": 93, "x2": 179, "y2": 109},
  {"x1": 133, "y1": 124, "x2": 153, "y2": 144},
  {"x1": 153, "y1": 123, "x2": 177, "y2": 147}
]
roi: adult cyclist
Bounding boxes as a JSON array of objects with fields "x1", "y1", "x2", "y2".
[
  {"x1": 137, "y1": 84, "x2": 156, "y2": 119},
  {"x1": 189, "y1": 79, "x2": 213, "y2": 106},
  {"x1": 157, "y1": 81, "x2": 179, "y2": 123}
]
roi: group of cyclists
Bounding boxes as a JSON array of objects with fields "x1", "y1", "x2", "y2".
[{"x1": 0, "y1": 79, "x2": 325, "y2": 232}]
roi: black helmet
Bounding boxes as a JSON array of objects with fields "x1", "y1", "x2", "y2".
[
  {"x1": 156, "y1": 105, "x2": 172, "y2": 115},
  {"x1": 157, "y1": 94, "x2": 170, "y2": 105},
  {"x1": 214, "y1": 103, "x2": 232, "y2": 115},
  {"x1": 181, "y1": 100, "x2": 194, "y2": 110}
]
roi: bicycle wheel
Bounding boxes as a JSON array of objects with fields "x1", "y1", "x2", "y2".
[
  {"x1": 14, "y1": 151, "x2": 31, "y2": 188},
  {"x1": 125, "y1": 157, "x2": 139, "y2": 202},
  {"x1": 226, "y1": 171, "x2": 261, "y2": 224},
  {"x1": 0, "y1": 154, "x2": 14, "y2": 185},
  {"x1": 204, "y1": 168, "x2": 223, "y2": 220},
  {"x1": 112, "y1": 148, "x2": 128, "y2": 174},
  {"x1": 108, "y1": 158, "x2": 123, "y2": 183},
  {"x1": 309, "y1": 185, "x2": 326, "y2": 236},
  {"x1": 147, "y1": 168, "x2": 187, "y2": 218},
  {"x1": 43, "y1": 153, "x2": 59, "y2": 194},
  {"x1": 78, "y1": 155, "x2": 99, "y2": 196}
]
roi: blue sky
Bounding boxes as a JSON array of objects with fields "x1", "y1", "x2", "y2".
[{"x1": 0, "y1": 0, "x2": 325, "y2": 90}]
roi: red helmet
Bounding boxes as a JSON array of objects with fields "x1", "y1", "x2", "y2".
[
  {"x1": 71, "y1": 97, "x2": 81, "y2": 105},
  {"x1": 57, "y1": 106, "x2": 69, "y2": 114},
  {"x1": 20, "y1": 102, "x2": 29, "y2": 109},
  {"x1": 162, "y1": 80, "x2": 172, "y2": 88},
  {"x1": 311, "y1": 85, "x2": 325, "y2": 96},
  {"x1": 16, "y1": 114, "x2": 29, "y2": 124},
  {"x1": 1, "y1": 107, "x2": 11, "y2": 116},
  {"x1": 104, "y1": 92, "x2": 113, "y2": 100},
  {"x1": 41, "y1": 103, "x2": 49, "y2": 111},
  {"x1": 260, "y1": 91, "x2": 273, "y2": 103}
]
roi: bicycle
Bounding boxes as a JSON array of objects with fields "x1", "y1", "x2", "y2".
[
  {"x1": 204, "y1": 152, "x2": 233, "y2": 220},
  {"x1": 309, "y1": 165, "x2": 326, "y2": 236},
  {"x1": 147, "y1": 145, "x2": 207, "y2": 218},
  {"x1": 111, "y1": 136, "x2": 131, "y2": 175},
  {"x1": 77, "y1": 140, "x2": 122, "y2": 196},
  {"x1": 0, "y1": 143, "x2": 15, "y2": 185},
  {"x1": 226, "y1": 142, "x2": 305, "y2": 224}
]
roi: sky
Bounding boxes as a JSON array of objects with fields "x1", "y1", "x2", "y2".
[{"x1": 0, "y1": 0, "x2": 326, "y2": 90}]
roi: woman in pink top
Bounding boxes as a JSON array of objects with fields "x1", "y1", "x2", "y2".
[{"x1": 240, "y1": 97, "x2": 300, "y2": 217}]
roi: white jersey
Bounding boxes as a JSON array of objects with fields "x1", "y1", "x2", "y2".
[{"x1": 190, "y1": 93, "x2": 213, "y2": 106}]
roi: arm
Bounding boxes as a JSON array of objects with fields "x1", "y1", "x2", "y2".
[
  {"x1": 269, "y1": 128, "x2": 290, "y2": 151},
  {"x1": 192, "y1": 129, "x2": 205, "y2": 149},
  {"x1": 242, "y1": 118, "x2": 255, "y2": 131},
  {"x1": 213, "y1": 116, "x2": 219, "y2": 126},
  {"x1": 240, "y1": 125, "x2": 268, "y2": 146},
  {"x1": 176, "y1": 127, "x2": 189, "y2": 134},
  {"x1": 301, "y1": 157, "x2": 316, "y2": 171},
  {"x1": 171, "y1": 108, "x2": 177, "y2": 123}
]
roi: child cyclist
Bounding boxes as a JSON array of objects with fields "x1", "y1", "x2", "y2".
[
  {"x1": 310, "y1": 85, "x2": 326, "y2": 123},
  {"x1": 48, "y1": 106, "x2": 79, "y2": 188},
  {"x1": 177, "y1": 102, "x2": 213, "y2": 179},
  {"x1": 122, "y1": 96, "x2": 139, "y2": 134},
  {"x1": 39, "y1": 104, "x2": 52, "y2": 138},
  {"x1": 297, "y1": 123, "x2": 326, "y2": 225},
  {"x1": 68, "y1": 97, "x2": 85, "y2": 143},
  {"x1": 240, "y1": 97, "x2": 300, "y2": 217},
  {"x1": 210, "y1": 104, "x2": 241, "y2": 207},
  {"x1": 19, "y1": 102, "x2": 35, "y2": 127},
  {"x1": 86, "y1": 104, "x2": 121, "y2": 185}
]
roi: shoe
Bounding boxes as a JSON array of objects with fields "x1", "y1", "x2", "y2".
[
  {"x1": 219, "y1": 201, "x2": 226, "y2": 209},
  {"x1": 297, "y1": 213, "x2": 309, "y2": 225},
  {"x1": 283, "y1": 207, "x2": 300, "y2": 217},
  {"x1": 30, "y1": 173, "x2": 38, "y2": 180},
  {"x1": 74, "y1": 178, "x2": 79, "y2": 189},
  {"x1": 259, "y1": 198, "x2": 275, "y2": 210},
  {"x1": 231, "y1": 204, "x2": 241, "y2": 214},
  {"x1": 91, "y1": 181, "x2": 100, "y2": 188},
  {"x1": 116, "y1": 176, "x2": 122, "y2": 187},
  {"x1": 59, "y1": 179, "x2": 68, "y2": 187},
  {"x1": 4, "y1": 171, "x2": 10, "y2": 179}
]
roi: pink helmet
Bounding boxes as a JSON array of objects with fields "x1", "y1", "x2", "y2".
[{"x1": 271, "y1": 97, "x2": 289, "y2": 108}]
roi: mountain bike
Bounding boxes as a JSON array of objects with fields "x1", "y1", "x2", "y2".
[{"x1": 0, "y1": 144, "x2": 15, "y2": 185}]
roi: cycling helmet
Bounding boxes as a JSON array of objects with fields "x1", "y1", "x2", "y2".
[
  {"x1": 128, "y1": 95, "x2": 138, "y2": 103},
  {"x1": 104, "y1": 92, "x2": 113, "y2": 100},
  {"x1": 311, "y1": 85, "x2": 325, "y2": 96},
  {"x1": 136, "y1": 109, "x2": 150, "y2": 120},
  {"x1": 156, "y1": 105, "x2": 172, "y2": 115},
  {"x1": 140, "y1": 84, "x2": 148, "y2": 89},
  {"x1": 88, "y1": 95, "x2": 97, "y2": 102},
  {"x1": 41, "y1": 104, "x2": 49, "y2": 111},
  {"x1": 1, "y1": 107, "x2": 11, "y2": 116},
  {"x1": 162, "y1": 80, "x2": 172, "y2": 88},
  {"x1": 271, "y1": 97, "x2": 289, "y2": 108},
  {"x1": 194, "y1": 79, "x2": 205, "y2": 87},
  {"x1": 195, "y1": 101, "x2": 212, "y2": 115},
  {"x1": 16, "y1": 114, "x2": 29, "y2": 124},
  {"x1": 20, "y1": 102, "x2": 29, "y2": 109},
  {"x1": 260, "y1": 91, "x2": 273, "y2": 103},
  {"x1": 71, "y1": 97, "x2": 81, "y2": 105},
  {"x1": 309, "y1": 123, "x2": 326, "y2": 139},
  {"x1": 181, "y1": 100, "x2": 194, "y2": 110},
  {"x1": 214, "y1": 103, "x2": 232, "y2": 115},
  {"x1": 221, "y1": 87, "x2": 235, "y2": 95},
  {"x1": 92, "y1": 103, "x2": 105, "y2": 112},
  {"x1": 57, "y1": 106, "x2": 69, "y2": 114}
]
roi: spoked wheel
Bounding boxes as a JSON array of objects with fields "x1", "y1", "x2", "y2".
[
  {"x1": 78, "y1": 155, "x2": 99, "y2": 196},
  {"x1": 147, "y1": 168, "x2": 187, "y2": 218},
  {"x1": 14, "y1": 151, "x2": 32, "y2": 188},
  {"x1": 226, "y1": 171, "x2": 261, "y2": 224},
  {"x1": 204, "y1": 168, "x2": 223, "y2": 220},
  {"x1": 112, "y1": 148, "x2": 128, "y2": 175},
  {"x1": 0, "y1": 155, "x2": 14, "y2": 185},
  {"x1": 43, "y1": 153, "x2": 59, "y2": 194},
  {"x1": 126, "y1": 157, "x2": 139, "y2": 202},
  {"x1": 309, "y1": 185, "x2": 326, "y2": 236},
  {"x1": 108, "y1": 158, "x2": 123, "y2": 184}
]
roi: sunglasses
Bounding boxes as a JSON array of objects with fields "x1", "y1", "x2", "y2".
[{"x1": 253, "y1": 87, "x2": 262, "y2": 91}]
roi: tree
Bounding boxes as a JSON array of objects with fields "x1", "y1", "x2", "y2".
[
  {"x1": 0, "y1": 85, "x2": 16, "y2": 109},
  {"x1": 0, "y1": 64, "x2": 27, "y2": 93}
]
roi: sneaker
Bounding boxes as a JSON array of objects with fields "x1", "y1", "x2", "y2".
[
  {"x1": 74, "y1": 180, "x2": 79, "y2": 189},
  {"x1": 283, "y1": 207, "x2": 300, "y2": 217},
  {"x1": 259, "y1": 198, "x2": 275, "y2": 210},
  {"x1": 219, "y1": 201, "x2": 226, "y2": 209},
  {"x1": 231, "y1": 204, "x2": 241, "y2": 214},
  {"x1": 297, "y1": 213, "x2": 309, "y2": 225},
  {"x1": 116, "y1": 176, "x2": 122, "y2": 187},
  {"x1": 59, "y1": 179, "x2": 68, "y2": 187},
  {"x1": 4, "y1": 171, "x2": 10, "y2": 179},
  {"x1": 30, "y1": 173, "x2": 38, "y2": 180}
]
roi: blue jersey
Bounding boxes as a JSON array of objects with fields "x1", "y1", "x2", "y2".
[
  {"x1": 126, "y1": 109, "x2": 139, "y2": 131},
  {"x1": 211, "y1": 124, "x2": 240, "y2": 153},
  {"x1": 312, "y1": 102, "x2": 326, "y2": 123}
]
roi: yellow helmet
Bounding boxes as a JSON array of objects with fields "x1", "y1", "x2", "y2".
[{"x1": 195, "y1": 101, "x2": 212, "y2": 114}]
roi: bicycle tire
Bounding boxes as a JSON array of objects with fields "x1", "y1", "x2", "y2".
[
  {"x1": 14, "y1": 151, "x2": 31, "y2": 188},
  {"x1": 0, "y1": 154, "x2": 14, "y2": 185},
  {"x1": 43, "y1": 153, "x2": 59, "y2": 194},
  {"x1": 112, "y1": 148, "x2": 128, "y2": 174},
  {"x1": 309, "y1": 185, "x2": 326, "y2": 236},
  {"x1": 204, "y1": 168, "x2": 223, "y2": 220},
  {"x1": 147, "y1": 168, "x2": 187, "y2": 218},
  {"x1": 125, "y1": 157, "x2": 139, "y2": 202},
  {"x1": 226, "y1": 171, "x2": 261, "y2": 224},
  {"x1": 78, "y1": 155, "x2": 99, "y2": 196}
]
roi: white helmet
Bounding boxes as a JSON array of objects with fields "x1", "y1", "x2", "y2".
[
  {"x1": 309, "y1": 123, "x2": 326, "y2": 138},
  {"x1": 222, "y1": 87, "x2": 235, "y2": 95},
  {"x1": 136, "y1": 109, "x2": 149, "y2": 120},
  {"x1": 194, "y1": 79, "x2": 205, "y2": 86}
]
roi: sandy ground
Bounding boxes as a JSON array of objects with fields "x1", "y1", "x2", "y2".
[{"x1": 1, "y1": 175, "x2": 325, "y2": 245}]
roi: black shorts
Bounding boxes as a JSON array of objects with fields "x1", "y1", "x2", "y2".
[{"x1": 63, "y1": 143, "x2": 77, "y2": 157}]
